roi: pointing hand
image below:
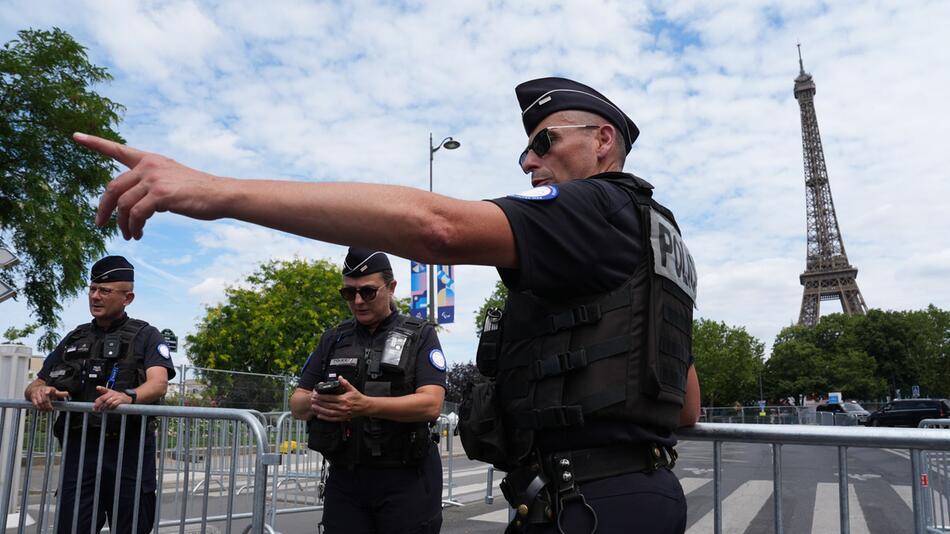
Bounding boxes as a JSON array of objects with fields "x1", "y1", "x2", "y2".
[{"x1": 73, "y1": 132, "x2": 224, "y2": 240}]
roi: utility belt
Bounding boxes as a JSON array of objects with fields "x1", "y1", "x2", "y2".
[
  {"x1": 500, "y1": 443, "x2": 677, "y2": 534},
  {"x1": 307, "y1": 418, "x2": 434, "y2": 468}
]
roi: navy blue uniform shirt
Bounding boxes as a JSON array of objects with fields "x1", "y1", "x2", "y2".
[
  {"x1": 489, "y1": 172, "x2": 691, "y2": 450},
  {"x1": 299, "y1": 311, "x2": 446, "y2": 391},
  {"x1": 39, "y1": 314, "x2": 177, "y2": 383}
]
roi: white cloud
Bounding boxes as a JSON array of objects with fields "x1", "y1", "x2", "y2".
[{"x1": 2, "y1": 0, "x2": 948, "y2": 366}]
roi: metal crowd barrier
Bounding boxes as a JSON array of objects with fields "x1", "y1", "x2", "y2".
[
  {"x1": 261, "y1": 412, "x2": 469, "y2": 530},
  {"x1": 919, "y1": 419, "x2": 950, "y2": 533},
  {"x1": 266, "y1": 412, "x2": 325, "y2": 531},
  {"x1": 678, "y1": 422, "x2": 950, "y2": 534},
  {"x1": 0, "y1": 399, "x2": 278, "y2": 534}
]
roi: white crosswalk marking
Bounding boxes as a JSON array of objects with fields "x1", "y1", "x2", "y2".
[
  {"x1": 811, "y1": 483, "x2": 871, "y2": 534},
  {"x1": 894, "y1": 484, "x2": 913, "y2": 509},
  {"x1": 469, "y1": 508, "x2": 510, "y2": 523},
  {"x1": 685, "y1": 480, "x2": 772, "y2": 534},
  {"x1": 884, "y1": 448, "x2": 910, "y2": 460},
  {"x1": 680, "y1": 476, "x2": 712, "y2": 495},
  {"x1": 443, "y1": 479, "x2": 500, "y2": 499}
]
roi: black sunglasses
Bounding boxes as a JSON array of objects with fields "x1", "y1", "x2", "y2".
[
  {"x1": 518, "y1": 125, "x2": 599, "y2": 170},
  {"x1": 339, "y1": 285, "x2": 382, "y2": 302}
]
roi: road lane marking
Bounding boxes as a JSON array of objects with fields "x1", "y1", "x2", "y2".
[
  {"x1": 811, "y1": 483, "x2": 870, "y2": 534},
  {"x1": 884, "y1": 448, "x2": 910, "y2": 460},
  {"x1": 680, "y1": 477, "x2": 712, "y2": 495},
  {"x1": 443, "y1": 479, "x2": 501, "y2": 499},
  {"x1": 686, "y1": 479, "x2": 772, "y2": 534},
  {"x1": 469, "y1": 508, "x2": 510, "y2": 523}
]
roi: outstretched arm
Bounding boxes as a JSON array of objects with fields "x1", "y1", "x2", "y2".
[{"x1": 74, "y1": 133, "x2": 517, "y2": 268}]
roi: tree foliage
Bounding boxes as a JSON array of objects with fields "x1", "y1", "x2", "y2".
[
  {"x1": 185, "y1": 258, "x2": 412, "y2": 409},
  {"x1": 444, "y1": 361, "x2": 488, "y2": 404},
  {"x1": 1, "y1": 28, "x2": 124, "y2": 350},
  {"x1": 187, "y1": 259, "x2": 353, "y2": 378},
  {"x1": 765, "y1": 307, "x2": 949, "y2": 402},
  {"x1": 692, "y1": 319, "x2": 765, "y2": 406}
]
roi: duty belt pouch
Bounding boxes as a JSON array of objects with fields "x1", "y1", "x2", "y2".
[
  {"x1": 476, "y1": 308, "x2": 503, "y2": 377},
  {"x1": 46, "y1": 361, "x2": 83, "y2": 399},
  {"x1": 307, "y1": 419, "x2": 344, "y2": 455},
  {"x1": 500, "y1": 464, "x2": 552, "y2": 527},
  {"x1": 405, "y1": 423, "x2": 432, "y2": 463},
  {"x1": 458, "y1": 380, "x2": 508, "y2": 467}
]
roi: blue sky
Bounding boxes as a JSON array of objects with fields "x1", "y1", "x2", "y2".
[{"x1": 3, "y1": 1, "x2": 949, "y2": 371}]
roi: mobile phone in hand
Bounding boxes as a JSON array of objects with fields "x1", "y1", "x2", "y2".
[{"x1": 316, "y1": 379, "x2": 343, "y2": 395}]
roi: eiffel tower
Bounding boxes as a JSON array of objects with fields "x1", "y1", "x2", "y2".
[{"x1": 794, "y1": 45, "x2": 868, "y2": 326}]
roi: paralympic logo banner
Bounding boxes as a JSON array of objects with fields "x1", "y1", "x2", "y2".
[
  {"x1": 437, "y1": 265, "x2": 455, "y2": 324},
  {"x1": 410, "y1": 261, "x2": 428, "y2": 320}
]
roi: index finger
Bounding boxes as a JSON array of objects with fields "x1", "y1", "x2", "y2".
[{"x1": 73, "y1": 132, "x2": 147, "y2": 169}]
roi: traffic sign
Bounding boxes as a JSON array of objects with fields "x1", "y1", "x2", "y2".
[
  {"x1": 912, "y1": 385, "x2": 920, "y2": 398},
  {"x1": 160, "y1": 328, "x2": 178, "y2": 352},
  {"x1": 828, "y1": 391, "x2": 842, "y2": 404}
]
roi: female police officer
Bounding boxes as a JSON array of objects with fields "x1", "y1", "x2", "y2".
[{"x1": 290, "y1": 247, "x2": 447, "y2": 534}]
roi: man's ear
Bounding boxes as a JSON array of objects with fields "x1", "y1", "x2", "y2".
[
  {"x1": 123, "y1": 291, "x2": 135, "y2": 306},
  {"x1": 596, "y1": 124, "x2": 618, "y2": 160}
]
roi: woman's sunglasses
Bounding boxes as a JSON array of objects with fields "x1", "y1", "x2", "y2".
[
  {"x1": 339, "y1": 285, "x2": 381, "y2": 302},
  {"x1": 518, "y1": 124, "x2": 599, "y2": 170}
]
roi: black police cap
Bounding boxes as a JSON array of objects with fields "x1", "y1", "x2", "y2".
[
  {"x1": 342, "y1": 247, "x2": 392, "y2": 277},
  {"x1": 90, "y1": 255, "x2": 134, "y2": 283},
  {"x1": 516, "y1": 77, "x2": 639, "y2": 153}
]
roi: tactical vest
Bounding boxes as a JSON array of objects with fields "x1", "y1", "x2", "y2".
[
  {"x1": 464, "y1": 174, "x2": 697, "y2": 469},
  {"x1": 46, "y1": 318, "x2": 150, "y2": 436},
  {"x1": 307, "y1": 315, "x2": 434, "y2": 467}
]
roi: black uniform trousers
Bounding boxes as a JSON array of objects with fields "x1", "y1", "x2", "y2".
[
  {"x1": 320, "y1": 446, "x2": 443, "y2": 534},
  {"x1": 56, "y1": 429, "x2": 157, "y2": 534},
  {"x1": 520, "y1": 468, "x2": 686, "y2": 534}
]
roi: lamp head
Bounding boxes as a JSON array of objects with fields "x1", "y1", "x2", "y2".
[{"x1": 442, "y1": 138, "x2": 460, "y2": 150}]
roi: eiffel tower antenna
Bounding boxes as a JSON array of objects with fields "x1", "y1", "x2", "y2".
[
  {"x1": 797, "y1": 42, "x2": 804, "y2": 74},
  {"x1": 794, "y1": 45, "x2": 868, "y2": 326}
]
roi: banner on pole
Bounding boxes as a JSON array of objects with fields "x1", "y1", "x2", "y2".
[
  {"x1": 436, "y1": 265, "x2": 455, "y2": 324},
  {"x1": 409, "y1": 261, "x2": 428, "y2": 320}
]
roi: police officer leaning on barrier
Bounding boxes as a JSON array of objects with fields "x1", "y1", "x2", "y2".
[
  {"x1": 76, "y1": 74, "x2": 702, "y2": 534},
  {"x1": 24, "y1": 255, "x2": 176, "y2": 534},
  {"x1": 290, "y1": 247, "x2": 447, "y2": 534}
]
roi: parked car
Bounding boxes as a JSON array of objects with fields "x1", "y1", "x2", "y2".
[
  {"x1": 816, "y1": 401, "x2": 870, "y2": 424},
  {"x1": 866, "y1": 399, "x2": 950, "y2": 427}
]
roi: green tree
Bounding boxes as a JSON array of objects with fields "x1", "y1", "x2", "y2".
[
  {"x1": 692, "y1": 318, "x2": 765, "y2": 406},
  {"x1": 904, "y1": 305, "x2": 950, "y2": 398},
  {"x1": 186, "y1": 258, "x2": 410, "y2": 410},
  {"x1": 187, "y1": 259, "x2": 352, "y2": 377},
  {"x1": 763, "y1": 326, "x2": 825, "y2": 404},
  {"x1": 444, "y1": 360, "x2": 487, "y2": 404},
  {"x1": 765, "y1": 315, "x2": 887, "y2": 403},
  {"x1": 1, "y1": 28, "x2": 124, "y2": 350}
]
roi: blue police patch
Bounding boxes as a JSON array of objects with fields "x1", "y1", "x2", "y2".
[
  {"x1": 157, "y1": 343, "x2": 171, "y2": 359},
  {"x1": 508, "y1": 184, "x2": 559, "y2": 201},
  {"x1": 428, "y1": 349, "x2": 447, "y2": 372}
]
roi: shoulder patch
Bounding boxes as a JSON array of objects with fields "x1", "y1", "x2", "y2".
[
  {"x1": 157, "y1": 343, "x2": 171, "y2": 359},
  {"x1": 508, "y1": 184, "x2": 559, "y2": 201},
  {"x1": 428, "y1": 349, "x2": 447, "y2": 372}
]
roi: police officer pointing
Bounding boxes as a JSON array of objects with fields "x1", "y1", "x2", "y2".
[
  {"x1": 24, "y1": 255, "x2": 176, "y2": 533},
  {"x1": 76, "y1": 74, "x2": 701, "y2": 534},
  {"x1": 290, "y1": 247, "x2": 447, "y2": 534}
]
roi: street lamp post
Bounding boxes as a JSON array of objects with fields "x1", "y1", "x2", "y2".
[{"x1": 428, "y1": 133, "x2": 460, "y2": 324}]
